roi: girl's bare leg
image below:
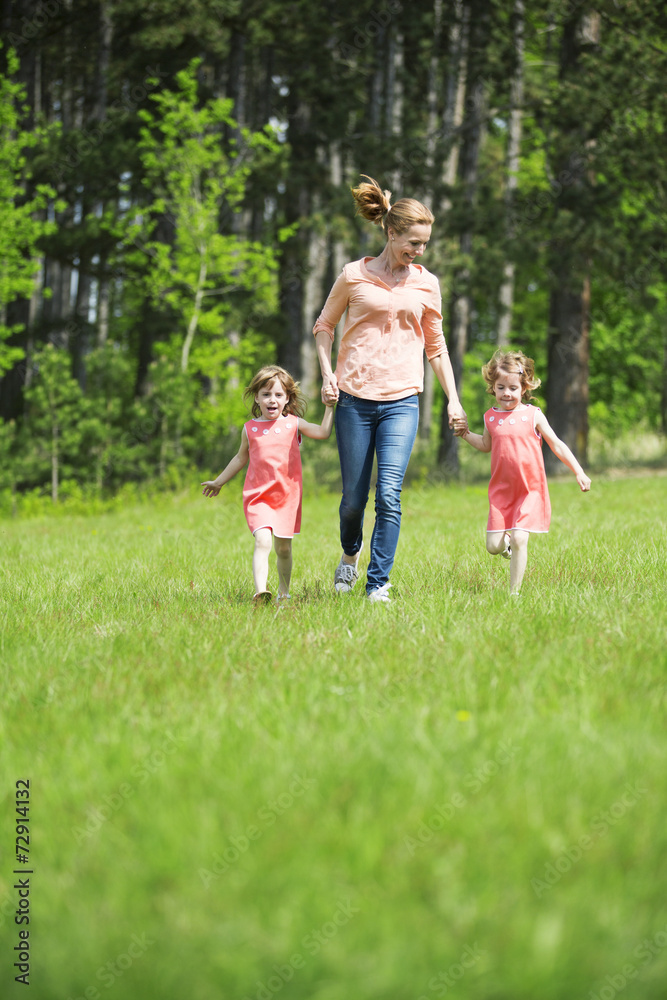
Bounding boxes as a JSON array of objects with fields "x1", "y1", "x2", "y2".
[
  {"x1": 486, "y1": 531, "x2": 510, "y2": 556},
  {"x1": 273, "y1": 536, "x2": 292, "y2": 596},
  {"x1": 252, "y1": 528, "x2": 273, "y2": 594},
  {"x1": 508, "y1": 529, "x2": 530, "y2": 594}
]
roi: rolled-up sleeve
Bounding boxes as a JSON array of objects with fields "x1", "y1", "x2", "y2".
[
  {"x1": 313, "y1": 270, "x2": 349, "y2": 340},
  {"x1": 422, "y1": 282, "x2": 448, "y2": 360}
]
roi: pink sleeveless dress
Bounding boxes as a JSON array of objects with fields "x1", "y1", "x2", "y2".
[
  {"x1": 242, "y1": 416, "x2": 302, "y2": 537},
  {"x1": 485, "y1": 404, "x2": 551, "y2": 533}
]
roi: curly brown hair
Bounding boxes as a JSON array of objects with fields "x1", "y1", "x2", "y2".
[
  {"x1": 350, "y1": 174, "x2": 434, "y2": 236},
  {"x1": 482, "y1": 350, "x2": 542, "y2": 403},
  {"x1": 244, "y1": 365, "x2": 307, "y2": 418}
]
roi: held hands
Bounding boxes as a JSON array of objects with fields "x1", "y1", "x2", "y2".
[
  {"x1": 448, "y1": 401, "x2": 469, "y2": 437},
  {"x1": 321, "y1": 372, "x2": 339, "y2": 406},
  {"x1": 201, "y1": 481, "x2": 222, "y2": 498}
]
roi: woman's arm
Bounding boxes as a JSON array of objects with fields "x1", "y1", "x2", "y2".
[
  {"x1": 201, "y1": 428, "x2": 250, "y2": 497},
  {"x1": 429, "y1": 351, "x2": 468, "y2": 431},
  {"x1": 313, "y1": 270, "x2": 349, "y2": 403},
  {"x1": 534, "y1": 412, "x2": 591, "y2": 491},
  {"x1": 298, "y1": 403, "x2": 335, "y2": 441},
  {"x1": 314, "y1": 330, "x2": 339, "y2": 403}
]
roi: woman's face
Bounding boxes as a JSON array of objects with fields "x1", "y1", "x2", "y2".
[{"x1": 389, "y1": 223, "x2": 432, "y2": 266}]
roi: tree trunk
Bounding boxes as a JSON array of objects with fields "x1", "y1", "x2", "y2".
[
  {"x1": 73, "y1": 250, "x2": 92, "y2": 385},
  {"x1": 661, "y1": 329, "x2": 667, "y2": 436},
  {"x1": 95, "y1": 0, "x2": 113, "y2": 120},
  {"x1": 543, "y1": 12, "x2": 600, "y2": 470},
  {"x1": 497, "y1": 0, "x2": 524, "y2": 347},
  {"x1": 441, "y1": 0, "x2": 470, "y2": 212},
  {"x1": 421, "y1": 1, "x2": 469, "y2": 444},
  {"x1": 97, "y1": 262, "x2": 110, "y2": 346},
  {"x1": 181, "y1": 256, "x2": 207, "y2": 373},
  {"x1": 545, "y1": 263, "x2": 590, "y2": 471},
  {"x1": 301, "y1": 206, "x2": 327, "y2": 400},
  {"x1": 277, "y1": 99, "x2": 311, "y2": 378},
  {"x1": 420, "y1": 0, "x2": 442, "y2": 441},
  {"x1": 438, "y1": 67, "x2": 486, "y2": 474},
  {"x1": 385, "y1": 28, "x2": 403, "y2": 192},
  {"x1": 51, "y1": 423, "x2": 59, "y2": 503}
]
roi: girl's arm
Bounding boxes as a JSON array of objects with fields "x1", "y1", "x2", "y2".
[
  {"x1": 201, "y1": 427, "x2": 250, "y2": 497},
  {"x1": 460, "y1": 426, "x2": 492, "y2": 453},
  {"x1": 534, "y1": 411, "x2": 591, "y2": 491},
  {"x1": 429, "y1": 351, "x2": 468, "y2": 431},
  {"x1": 297, "y1": 403, "x2": 335, "y2": 441}
]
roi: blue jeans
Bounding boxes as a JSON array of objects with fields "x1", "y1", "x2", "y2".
[{"x1": 335, "y1": 391, "x2": 420, "y2": 593}]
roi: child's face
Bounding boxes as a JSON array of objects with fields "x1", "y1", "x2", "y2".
[
  {"x1": 255, "y1": 377, "x2": 288, "y2": 420},
  {"x1": 493, "y1": 369, "x2": 523, "y2": 410}
]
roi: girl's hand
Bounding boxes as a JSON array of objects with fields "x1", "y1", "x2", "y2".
[
  {"x1": 448, "y1": 402, "x2": 468, "y2": 435},
  {"x1": 201, "y1": 481, "x2": 221, "y2": 498},
  {"x1": 321, "y1": 372, "x2": 339, "y2": 405},
  {"x1": 577, "y1": 472, "x2": 592, "y2": 492}
]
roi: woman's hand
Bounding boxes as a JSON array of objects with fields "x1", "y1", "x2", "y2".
[
  {"x1": 321, "y1": 372, "x2": 339, "y2": 405},
  {"x1": 448, "y1": 401, "x2": 468, "y2": 436}
]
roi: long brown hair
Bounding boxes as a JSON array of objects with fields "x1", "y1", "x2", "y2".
[{"x1": 244, "y1": 365, "x2": 307, "y2": 418}]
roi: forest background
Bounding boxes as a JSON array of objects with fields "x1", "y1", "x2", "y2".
[{"x1": 1, "y1": 0, "x2": 667, "y2": 510}]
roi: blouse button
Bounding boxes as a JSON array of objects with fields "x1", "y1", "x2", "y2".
[
  {"x1": 498, "y1": 419, "x2": 504, "y2": 425},
  {"x1": 262, "y1": 429, "x2": 269, "y2": 435}
]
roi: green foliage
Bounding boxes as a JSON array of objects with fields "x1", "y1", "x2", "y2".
[
  {"x1": 1, "y1": 2, "x2": 667, "y2": 502},
  {"x1": 122, "y1": 58, "x2": 281, "y2": 375},
  {"x1": 81, "y1": 344, "x2": 153, "y2": 491},
  {"x1": 22, "y1": 345, "x2": 88, "y2": 500},
  {"x1": 589, "y1": 283, "x2": 667, "y2": 435},
  {"x1": 0, "y1": 46, "x2": 59, "y2": 374}
]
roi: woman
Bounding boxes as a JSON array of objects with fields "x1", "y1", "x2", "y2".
[{"x1": 313, "y1": 175, "x2": 467, "y2": 602}]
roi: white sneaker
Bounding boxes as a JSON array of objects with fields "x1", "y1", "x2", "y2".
[
  {"x1": 334, "y1": 544, "x2": 363, "y2": 593},
  {"x1": 367, "y1": 582, "x2": 392, "y2": 603},
  {"x1": 501, "y1": 533, "x2": 511, "y2": 559}
]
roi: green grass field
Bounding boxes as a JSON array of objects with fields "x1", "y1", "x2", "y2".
[{"x1": 2, "y1": 471, "x2": 666, "y2": 1000}]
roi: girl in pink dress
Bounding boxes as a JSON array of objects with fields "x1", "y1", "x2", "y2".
[
  {"x1": 201, "y1": 366, "x2": 334, "y2": 604},
  {"x1": 460, "y1": 350, "x2": 591, "y2": 594}
]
